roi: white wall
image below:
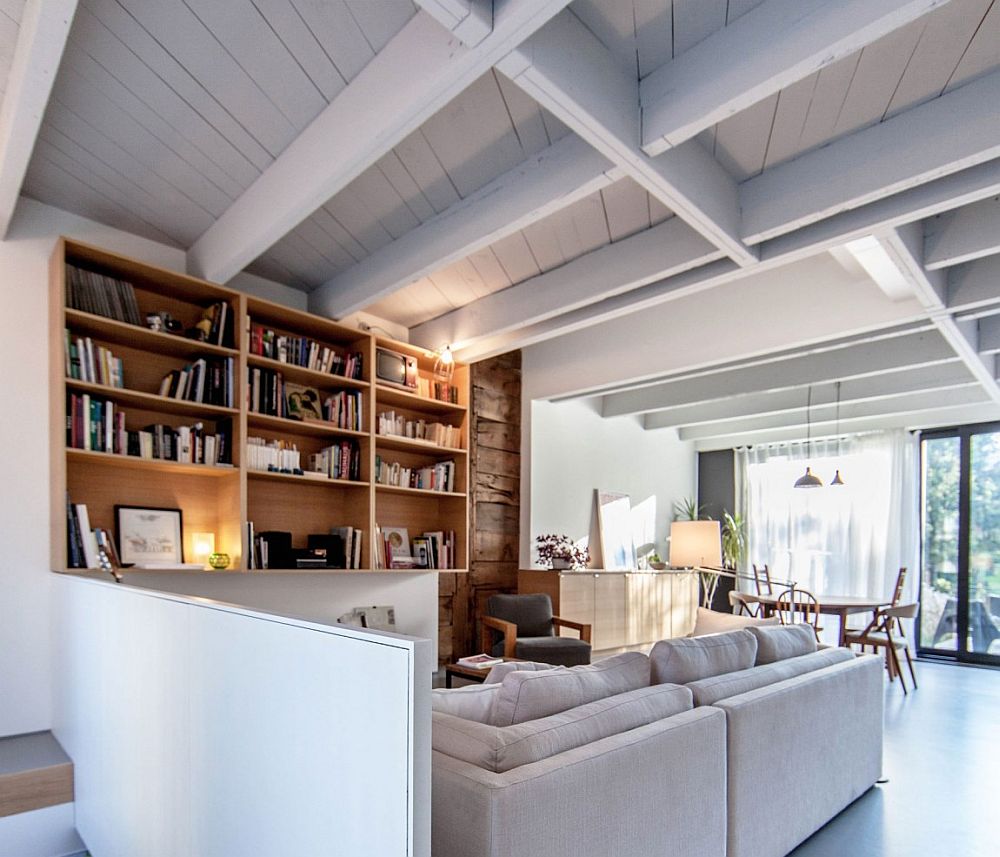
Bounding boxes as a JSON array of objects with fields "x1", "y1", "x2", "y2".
[{"x1": 525, "y1": 398, "x2": 695, "y2": 567}]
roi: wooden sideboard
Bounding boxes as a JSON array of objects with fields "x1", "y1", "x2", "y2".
[{"x1": 518, "y1": 569, "x2": 698, "y2": 653}]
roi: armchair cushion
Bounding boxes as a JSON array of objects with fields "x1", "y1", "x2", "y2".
[
  {"x1": 486, "y1": 593, "x2": 554, "y2": 637},
  {"x1": 749, "y1": 624, "x2": 817, "y2": 665},
  {"x1": 650, "y1": 629, "x2": 757, "y2": 685},
  {"x1": 691, "y1": 606, "x2": 779, "y2": 636},
  {"x1": 433, "y1": 684, "x2": 692, "y2": 772},
  {"x1": 431, "y1": 683, "x2": 501, "y2": 724},
  {"x1": 490, "y1": 635, "x2": 591, "y2": 666},
  {"x1": 490, "y1": 652, "x2": 651, "y2": 727}
]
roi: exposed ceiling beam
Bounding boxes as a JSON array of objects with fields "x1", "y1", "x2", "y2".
[
  {"x1": 691, "y1": 402, "x2": 1000, "y2": 451},
  {"x1": 642, "y1": 361, "x2": 971, "y2": 430},
  {"x1": 414, "y1": 0, "x2": 492, "y2": 45},
  {"x1": 0, "y1": 0, "x2": 78, "y2": 238},
  {"x1": 977, "y1": 315, "x2": 1000, "y2": 356},
  {"x1": 496, "y1": 10, "x2": 757, "y2": 266},
  {"x1": 308, "y1": 134, "x2": 615, "y2": 319},
  {"x1": 456, "y1": 161, "x2": 1000, "y2": 362},
  {"x1": 740, "y1": 70, "x2": 1000, "y2": 245},
  {"x1": 640, "y1": 0, "x2": 948, "y2": 156},
  {"x1": 675, "y1": 384, "x2": 984, "y2": 441},
  {"x1": 924, "y1": 196, "x2": 1000, "y2": 270},
  {"x1": 948, "y1": 255, "x2": 1000, "y2": 313},
  {"x1": 411, "y1": 216, "x2": 721, "y2": 349},
  {"x1": 880, "y1": 224, "x2": 1000, "y2": 405},
  {"x1": 601, "y1": 330, "x2": 954, "y2": 417},
  {"x1": 185, "y1": 0, "x2": 573, "y2": 284}
]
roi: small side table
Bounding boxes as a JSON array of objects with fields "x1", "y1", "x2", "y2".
[{"x1": 444, "y1": 659, "x2": 521, "y2": 688}]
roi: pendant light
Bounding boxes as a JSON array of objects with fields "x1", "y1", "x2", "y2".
[
  {"x1": 794, "y1": 385, "x2": 824, "y2": 488},
  {"x1": 831, "y1": 380, "x2": 845, "y2": 486}
]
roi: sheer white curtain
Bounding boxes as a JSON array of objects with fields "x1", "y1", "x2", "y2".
[{"x1": 735, "y1": 430, "x2": 919, "y2": 602}]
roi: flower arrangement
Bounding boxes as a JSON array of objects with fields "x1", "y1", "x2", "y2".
[{"x1": 535, "y1": 534, "x2": 589, "y2": 570}]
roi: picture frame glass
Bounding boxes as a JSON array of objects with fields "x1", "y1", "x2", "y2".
[{"x1": 115, "y1": 506, "x2": 183, "y2": 565}]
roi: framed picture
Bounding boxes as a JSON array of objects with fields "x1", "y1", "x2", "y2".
[
  {"x1": 284, "y1": 383, "x2": 322, "y2": 421},
  {"x1": 596, "y1": 490, "x2": 635, "y2": 570},
  {"x1": 115, "y1": 505, "x2": 183, "y2": 566}
]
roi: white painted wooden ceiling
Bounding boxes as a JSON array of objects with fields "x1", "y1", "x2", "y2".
[{"x1": 3, "y1": 0, "x2": 1000, "y2": 442}]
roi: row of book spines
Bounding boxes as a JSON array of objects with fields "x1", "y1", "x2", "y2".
[
  {"x1": 65, "y1": 263, "x2": 142, "y2": 326},
  {"x1": 374, "y1": 456, "x2": 457, "y2": 492},
  {"x1": 66, "y1": 392, "x2": 232, "y2": 464},
  {"x1": 373, "y1": 526, "x2": 457, "y2": 570},
  {"x1": 248, "y1": 369, "x2": 363, "y2": 429},
  {"x1": 250, "y1": 325, "x2": 364, "y2": 379},
  {"x1": 413, "y1": 377, "x2": 460, "y2": 404},
  {"x1": 305, "y1": 441, "x2": 362, "y2": 481},
  {"x1": 65, "y1": 498, "x2": 121, "y2": 570},
  {"x1": 158, "y1": 357, "x2": 235, "y2": 408},
  {"x1": 243, "y1": 522, "x2": 365, "y2": 569},
  {"x1": 65, "y1": 331, "x2": 124, "y2": 387},
  {"x1": 376, "y1": 411, "x2": 463, "y2": 449}
]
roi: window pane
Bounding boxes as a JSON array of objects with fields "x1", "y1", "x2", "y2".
[
  {"x1": 921, "y1": 437, "x2": 960, "y2": 650},
  {"x1": 969, "y1": 433, "x2": 1000, "y2": 655}
]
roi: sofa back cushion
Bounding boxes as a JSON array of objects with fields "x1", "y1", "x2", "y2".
[
  {"x1": 650, "y1": 629, "x2": 757, "y2": 685},
  {"x1": 431, "y1": 683, "x2": 501, "y2": 724},
  {"x1": 691, "y1": 607, "x2": 780, "y2": 636},
  {"x1": 686, "y1": 647, "x2": 855, "y2": 706},
  {"x1": 484, "y1": 660, "x2": 556, "y2": 684},
  {"x1": 433, "y1": 683, "x2": 693, "y2": 772},
  {"x1": 749, "y1": 624, "x2": 817, "y2": 665},
  {"x1": 490, "y1": 651, "x2": 650, "y2": 726}
]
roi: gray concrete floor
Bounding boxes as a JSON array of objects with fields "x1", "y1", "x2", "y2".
[{"x1": 791, "y1": 660, "x2": 999, "y2": 856}]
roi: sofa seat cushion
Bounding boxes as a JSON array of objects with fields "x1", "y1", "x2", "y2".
[
  {"x1": 432, "y1": 683, "x2": 693, "y2": 772},
  {"x1": 490, "y1": 635, "x2": 591, "y2": 666},
  {"x1": 749, "y1": 624, "x2": 817, "y2": 665},
  {"x1": 685, "y1": 647, "x2": 855, "y2": 706},
  {"x1": 650, "y1": 629, "x2": 757, "y2": 686},
  {"x1": 490, "y1": 651, "x2": 651, "y2": 726},
  {"x1": 484, "y1": 660, "x2": 557, "y2": 684},
  {"x1": 691, "y1": 606, "x2": 779, "y2": 636},
  {"x1": 431, "y1": 683, "x2": 501, "y2": 724}
]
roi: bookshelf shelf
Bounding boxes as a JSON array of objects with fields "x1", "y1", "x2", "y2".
[
  {"x1": 376, "y1": 385, "x2": 467, "y2": 415},
  {"x1": 375, "y1": 434, "x2": 466, "y2": 456},
  {"x1": 247, "y1": 412, "x2": 367, "y2": 440},
  {"x1": 66, "y1": 448, "x2": 238, "y2": 477},
  {"x1": 52, "y1": 238, "x2": 469, "y2": 575},
  {"x1": 65, "y1": 308, "x2": 238, "y2": 359},
  {"x1": 247, "y1": 470, "x2": 370, "y2": 488},
  {"x1": 247, "y1": 354, "x2": 369, "y2": 391},
  {"x1": 65, "y1": 379, "x2": 239, "y2": 419}
]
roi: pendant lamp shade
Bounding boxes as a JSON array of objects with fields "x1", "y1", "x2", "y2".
[
  {"x1": 831, "y1": 469, "x2": 845, "y2": 486},
  {"x1": 794, "y1": 385, "x2": 824, "y2": 488}
]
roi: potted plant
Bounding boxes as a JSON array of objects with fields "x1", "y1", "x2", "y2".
[{"x1": 535, "y1": 534, "x2": 589, "y2": 570}]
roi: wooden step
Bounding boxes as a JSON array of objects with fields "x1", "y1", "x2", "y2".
[{"x1": 0, "y1": 731, "x2": 74, "y2": 818}]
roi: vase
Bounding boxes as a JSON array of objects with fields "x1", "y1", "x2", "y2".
[
  {"x1": 550, "y1": 557, "x2": 571, "y2": 570},
  {"x1": 208, "y1": 552, "x2": 230, "y2": 570}
]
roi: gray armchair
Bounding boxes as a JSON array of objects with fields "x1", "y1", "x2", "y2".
[{"x1": 481, "y1": 593, "x2": 592, "y2": 666}]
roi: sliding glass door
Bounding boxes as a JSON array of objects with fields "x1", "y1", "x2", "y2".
[{"x1": 920, "y1": 425, "x2": 1000, "y2": 664}]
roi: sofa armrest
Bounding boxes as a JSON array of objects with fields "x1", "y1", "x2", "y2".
[
  {"x1": 432, "y1": 707, "x2": 727, "y2": 857},
  {"x1": 553, "y1": 616, "x2": 592, "y2": 644},
  {"x1": 481, "y1": 616, "x2": 517, "y2": 658}
]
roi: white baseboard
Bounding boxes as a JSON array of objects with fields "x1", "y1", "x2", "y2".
[{"x1": 0, "y1": 803, "x2": 84, "y2": 857}]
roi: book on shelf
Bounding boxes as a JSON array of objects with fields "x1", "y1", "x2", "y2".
[
  {"x1": 415, "y1": 377, "x2": 460, "y2": 404},
  {"x1": 243, "y1": 525, "x2": 365, "y2": 569},
  {"x1": 377, "y1": 410, "x2": 462, "y2": 449},
  {"x1": 326, "y1": 527, "x2": 365, "y2": 569},
  {"x1": 306, "y1": 440, "x2": 361, "y2": 481},
  {"x1": 456, "y1": 654, "x2": 503, "y2": 669},
  {"x1": 71, "y1": 503, "x2": 100, "y2": 569},
  {"x1": 65, "y1": 331, "x2": 124, "y2": 387},
  {"x1": 250, "y1": 323, "x2": 364, "y2": 379},
  {"x1": 158, "y1": 356, "x2": 234, "y2": 407},
  {"x1": 374, "y1": 455, "x2": 456, "y2": 492},
  {"x1": 65, "y1": 263, "x2": 143, "y2": 326},
  {"x1": 248, "y1": 370, "x2": 363, "y2": 431},
  {"x1": 375, "y1": 525, "x2": 456, "y2": 570}
]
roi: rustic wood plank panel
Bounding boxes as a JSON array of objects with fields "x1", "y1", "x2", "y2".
[
  {"x1": 477, "y1": 420, "x2": 520, "y2": 453},
  {"x1": 474, "y1": 446, "x2": 520, "y2": 480},
  {"x1": 474, "y1": 472, "x2": 520, "y2": 506},
  {"x1": 470, "y1": 561, "x2": 519, "y2": 589}
]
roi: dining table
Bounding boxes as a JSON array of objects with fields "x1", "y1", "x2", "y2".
[{"x1": 749, "y1": 592, "x2": 892, "y2": 646}]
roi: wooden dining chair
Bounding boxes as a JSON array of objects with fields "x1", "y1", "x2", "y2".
[
  {"x1": 729, "y1": 589, "x2": 763, "y2": 617},
  {"x1": 752, "y1": 563, "x2": 774, "y2": 596},
  {"x1": 844, "y1": 602, "x2": 918, "y2": 693},
  {"x1": 772, "y1": 588, "x2": 822, "y2": 641}
]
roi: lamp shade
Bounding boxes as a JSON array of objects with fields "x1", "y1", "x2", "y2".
[
  {"x1": 669, "y1": 520, "x2": 722, "y2": 568},
  {"x1": 794, "y1": 466, "x2": 824, "y2": 488}
]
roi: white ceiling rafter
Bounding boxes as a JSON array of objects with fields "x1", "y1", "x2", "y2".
[
  {"x1": 185, "y1": 0, "x2": 575, "y2": 284},
  {"x1": 639, "y1": 0, "x2": 951, "y2": 156},
  {"x1": 308, "y1": 133, "x2": 617, "y2": 319},
  {"x1": 0, "y1": 0, "x2": 78, "y2": 238},
  {"x1": 491, "y1": 10, "x2": 757, "y2": 267},
  {"x1": 924, "y1": 195, "x2": 1000, "y2": 270}
]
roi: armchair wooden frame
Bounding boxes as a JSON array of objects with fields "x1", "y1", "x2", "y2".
[{"x1": 481, "y1": 615, "x2": 593, "y2": 659}]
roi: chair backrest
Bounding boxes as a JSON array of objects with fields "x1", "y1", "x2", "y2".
[
  {"x1": 773, "y1": 587, "x2": 820, "y2": 633},
  {"x1": 890, "y1": 568, "x2": 907, "y2": 607},
  {"x1": 486, "y1": 593, "x2": 554, "y2": 637},
  {"x1": 885, "y1": 602, "x2": 918, "y2": 620},
  {"x1": 752, "y1": 563, "x2": 773, "y2": 596}
]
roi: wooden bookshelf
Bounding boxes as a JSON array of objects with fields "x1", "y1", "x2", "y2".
[{"x1": 50, "y1": 238, "x2": 469, "y2": 574}]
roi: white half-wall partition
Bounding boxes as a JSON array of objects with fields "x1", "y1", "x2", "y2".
[{"x1": 52, "y1": 573, "x2": 431, "y2": 857}]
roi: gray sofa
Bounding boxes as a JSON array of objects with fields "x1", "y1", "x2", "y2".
[{"x1": 432, "y1": 628, "x2": 884, "y2": 857}]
